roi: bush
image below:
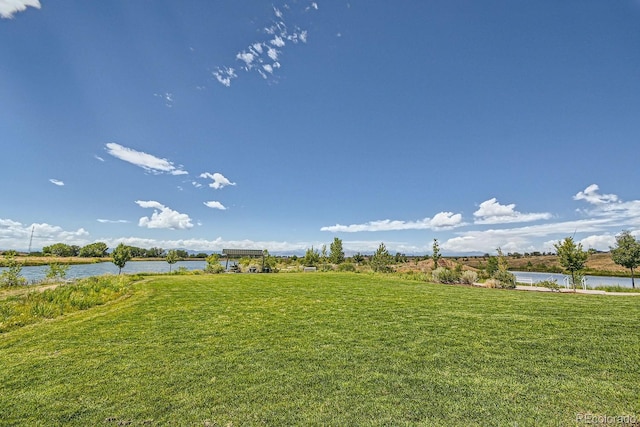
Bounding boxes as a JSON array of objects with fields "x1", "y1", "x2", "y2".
[
  {"x1": 431, "y1": 267, "x2": 460, "y2": 284},
  {"x1": 484, "y1": 279, "x2": 500, "y2": 289},
  {"x1": 338, "y1": 263, "x2": 356, "y2": 272},
  {"x1": 205, "y1": 263, "x2": 226, "y2": 274},
  {"x1": 539, "y1": 279, "x2": 560, "y2": 292},
  {"x1": 492, "y1": 270, "x2": 516, "y2": 289},
  {"x1": 460, "y1": 270, "x2": 478, "y2": 285},
  {"x1": 0, "y1": 255, "x2": 27, "y2": 287}
]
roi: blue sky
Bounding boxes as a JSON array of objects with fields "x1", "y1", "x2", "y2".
[{"x1": 2, "y1": 0, "x2": 640, "y2": 255}]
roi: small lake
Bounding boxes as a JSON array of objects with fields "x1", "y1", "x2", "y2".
[
  {"x1": 1, "y1": 260, "x2": 213, "y2": 283},
  {"x1": 511, "y1": 271, "x2": 636, "y2": 289}
]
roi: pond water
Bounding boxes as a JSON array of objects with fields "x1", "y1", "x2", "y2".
[
  {"x1": 1, "y1": 260, "x2": 213, "y2": 283},
  {"x1": 511, "y1": 271, "x2": 636, "y2": 289}
]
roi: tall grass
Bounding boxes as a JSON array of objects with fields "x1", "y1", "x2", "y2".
[{"x1": 0, "y1": 275, "x2": 134, "y2": 333}]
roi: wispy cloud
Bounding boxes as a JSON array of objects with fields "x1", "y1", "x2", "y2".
[
  {"x1": 204, "y1": 201, "x2": 227, "y2": 210},
  {"x1": 213, "y1": 1, "x2": 317, "y2": 86},
  {"x1": 94, "y1": 155, "x2": 105, "y2": 162},
  {"x1": 473, "y1": 198, "x2": 552, "y2": 224},
  {"x1": 154, "y1": 92, "x2": 174, "y2": 108},
  {"x1": 97, "y1": 219, "x2": 130, "y2": 224},
  {"x1": 135, "y1": 200, "x2": 194, "y2": 230},
  {"x1": 105, "y1": 142, "x2": 188, "y2": 176},
  {"x1": 49, "y1": 179, "x2": 64, "y2": 186},
  {"x1": 199, "y1": 172, "x2": 236, "y2": 190},
  {"x1": 321, "y1": 212, "x2": 464, "y2": 233},
  {"x1": 0, "y1": 0, "x2": 40, "y2": 19}
]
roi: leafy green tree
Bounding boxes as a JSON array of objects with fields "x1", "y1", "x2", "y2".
[
  {"x1": 43, "y1": 243, "x2": 77, "y2": 257},
  {"x1": 610, "y1": 230, "x2": 640, "y2": 289},
  {"x1": 46, "y1": 263, "x2": 69, "y2": 280},
  {"x1": 320, "y1": 244, "x2": 329, "y2": 271},
  {"x1": 78, "y1": 242, "x2": 108, "y2": 257},
  {"x1": 175, "y1": 249, "x2": 189, "y2": 258},
  {"x1": 371, "y1": 242, "x2": 393, "y2": 273},
  {"x1": 432, "y1": 239, "x2": 442, "y2": 269},
  {"x1": 205, "y1": 253, "x2": 225, "y2": 273},
  {"x1": 0, "y1": 253, "x2": 27, "y2": 287},
  {"x1": 329, "y1": 237, "x2": 345, "y2": 265},
  {"x1": 166, "y1": 250, "x2": 179, "y2": 272},
  {"x1": 147, "y1": 247, "x2": 165, "y2": 258},
  {"x1": 351, "y1": 252, "x2": 365, "y2": 265},
  {"x1": 554, "y1": 237, "x2": 589, "y2": 290},
  {"x1": 303, "y1": 247, "x2": 320, "y2": 267},
  {"x1": 111, "y1": 243, "x2": 131, "y2": 275}
]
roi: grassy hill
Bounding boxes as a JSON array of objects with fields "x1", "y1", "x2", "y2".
[{"x1": 1, "y1": 273, "x2": 639, "y2": 426}]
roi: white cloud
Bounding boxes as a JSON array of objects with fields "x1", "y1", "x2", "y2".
[
  {"x1": 574, "y1": 184, "x2": 619, "y2": 205},
  {"x1": 474, "y1": 198, "x2": 552, "y2": 224},
  {"x1": 236, "y1": 51, "x2": 256, "y2": 69},
  {"x1": 271, "y1": 36, "x2": 286, "y2": 47},
  {"x1": 199, "y1": 172, "x2": 236, "y2": 190},
  {"x1": 105, "y1": 142, "x2": 188, "y2": 175},
  {"x1": 49, "y1": 179, "x2": 64, "y2": 186},
  {"x1": 204, "y1": 201, "x2": 227, "y2": 210},
  {"x1": 97, "y1": 219, "x2": 129, "y2": 224},
  {"x1": 0, "y1": 219, "x2": 89, "y2": 250},
  {"x1": 212, "y1": 2, "x2": 318, "y2": 86},
  {"x1": 154, "y1": 92, "x2": 174, "y2": 107},
  {"x1": 321, "y1": 212, "x2": 464, "y2": 233},
  {"x1": 94, "y1": 155, "x2": 105, "y2": 162},
  {"x1": 0, "y1": 0, "x2": 40, "y2": 19},
  {"x1": 135, "y1": 201, "x2": 194, "y2": 230},
  {"x1": 213, "y1": 67, "x2": 237, "y2": 87},
  {"x1": 267, "y1": 47, "x2": 279, "y2": 61}
]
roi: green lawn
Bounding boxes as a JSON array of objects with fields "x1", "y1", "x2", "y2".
[{"x1": 1, "y1": 273, "x2": 639, "y2": 426}]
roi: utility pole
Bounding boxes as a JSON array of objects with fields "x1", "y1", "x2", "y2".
[{"x1": 28, "y1": 226, "x2": 34, "y2": 254}]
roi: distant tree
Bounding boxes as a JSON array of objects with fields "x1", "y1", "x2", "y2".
[
  {"x1": 320, "y1": 245, "x2": 329, "y2": 271},
  {"x1": 79, "y1": 242, "x2": 108, "y2": 258},
  {"x1": 610, "y1": 230, "x2": 640, "y2": 289},
  {"x1": 263, "y1": 249, "x2": 277, "y2": 271},
  {"x1": 329, "y1": 237, "x2": 345, "y2": 265},
  {"x1": 147, "y1": 247, "x2": 165, "y2": 258},
  {"x1": 432, "y1": 239, "x2": 442, "y2": 268},
  {"x1": 166, "y1": 250, "x2": 179, "y2": 272},
  {"x1": 554, "y1": 237, "x2": 589, "y2": 290},
  {"x1": 175, "y1": 249, "x2": 189, "y2": 258},
  {"x1": 303, "y1": 247, "x2": 320, "y2": 267},
  {"x1": 351, "y1": 252, "x2": 365, "y2": 265},
  {"x1": 371, "y1": 242, "x2": 393, "y2": 273},
  {"x1": 111, "y1": 243, "x2": 131, "y2": 275},
  {"x1": 486, "y1": 256, "x2": 499, "y2": 276},
  {"x1": 43, "y1": 243, "x2": 76, "y2": 257}
]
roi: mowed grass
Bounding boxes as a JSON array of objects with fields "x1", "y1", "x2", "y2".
[{"x1": 1, "y1": 273, "x2": 639, "y2": 426}]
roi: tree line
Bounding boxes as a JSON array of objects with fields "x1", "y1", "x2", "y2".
[{"x1": 37, "y1": 242, "x2": 197, "y2": 259}]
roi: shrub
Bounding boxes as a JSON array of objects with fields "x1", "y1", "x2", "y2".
[
  {"x1": 0, "y1": 254, "x2": 27, "y2": 287},
  {"x1": 205, "y1": 263, "x2": 226, "y2": 274},
  {"x1": 460, "y1": 270, "x2": 478, "y2": 285},
  {"x1": 432, "y1": 267, "x2": 460, "y2": 284},
  {"x1": 492, "y1": 270, "x2": 516, "y2": 289},
  {"x1": 539, "y1": 279, "x2": 560, "y2": 292},
  {"x1": 484, "y1": 278, "x2": 500, "y2": 289},
  {"x1": 338, "y1": 263, "x2": 356, "y2": 272}
]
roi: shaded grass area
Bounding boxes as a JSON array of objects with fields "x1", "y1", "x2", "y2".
[{"x1": 1, "y1": 273, "x2": 639, "y2": 426}]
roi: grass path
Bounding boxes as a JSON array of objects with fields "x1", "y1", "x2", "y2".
[{"x1": 1, "y1": 273, "x2": 639, "y2": 426}]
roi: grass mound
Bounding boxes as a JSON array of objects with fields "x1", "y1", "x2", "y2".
[{"x1": 1, "y1": 273, "x2": 638, "y2": 426}]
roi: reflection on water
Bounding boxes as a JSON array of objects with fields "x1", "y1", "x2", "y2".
[
  {"x1": 1, "y1": 260, "x2": 208, "y2": 283},
  {"x1": 511, "y1": 271, "x2": 635, "y2": 288}
]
